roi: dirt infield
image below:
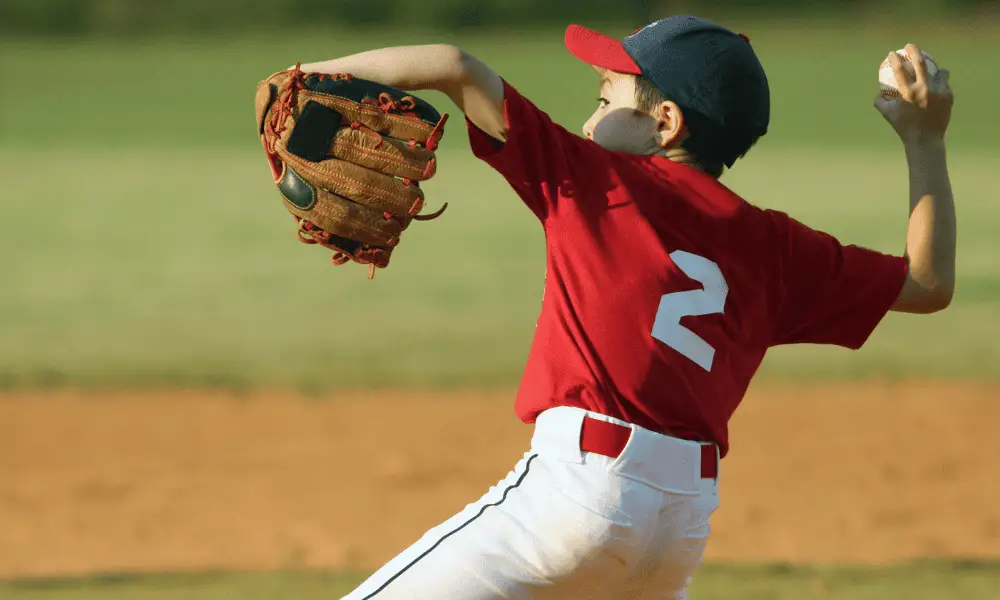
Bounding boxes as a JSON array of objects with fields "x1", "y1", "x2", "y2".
[{"x1": 2, "y1": 382, "x2": 998, "y2": 578}]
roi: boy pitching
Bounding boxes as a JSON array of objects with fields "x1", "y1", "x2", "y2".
[{"x1": 299, "y1": 15, "x2": 956, "y2": 599}]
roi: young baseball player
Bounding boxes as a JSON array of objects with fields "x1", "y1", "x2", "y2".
[{"x1": 300, "y1": 15, "x2": 956, "y2": 600}]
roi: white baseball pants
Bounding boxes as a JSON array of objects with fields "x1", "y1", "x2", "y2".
[{"x1": 342, "y1": 406, "x2": 720, "y2": 599}]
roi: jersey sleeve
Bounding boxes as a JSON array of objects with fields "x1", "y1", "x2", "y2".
[
  {"x1": 769, "y1": 212, "x2": 909, "y2": 349},
  {"x1": 465, "y1": 80, "x2": 608, "y2": 222}
]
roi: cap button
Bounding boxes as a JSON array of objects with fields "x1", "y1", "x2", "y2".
[{"x1": 738, "y1": 33, "x2": 750, "y2": 42}]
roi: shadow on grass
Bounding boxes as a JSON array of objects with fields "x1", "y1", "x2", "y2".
[
  {"x1": 2, "y1": 561, "x2": 998, "y2": 599},
  {"x1": 6, "y1": 571, "x2": 233, "y2": 590}
]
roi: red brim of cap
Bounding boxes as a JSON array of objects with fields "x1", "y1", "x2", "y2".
[{"x1": 564, "y1": 24, "x2": 642, "y2": 74}]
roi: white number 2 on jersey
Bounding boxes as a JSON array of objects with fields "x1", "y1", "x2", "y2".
[{"x1": 650, "y1": 251, "x2": 729, "y2": 372}]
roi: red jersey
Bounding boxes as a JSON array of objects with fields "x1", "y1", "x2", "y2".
[{"x1": 466, "y1": 82, "x2": 907, "y2": 457}]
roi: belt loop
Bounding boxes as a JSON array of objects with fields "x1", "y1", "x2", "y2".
[
  {"x1": 580, "y1": 416, "x2": 632, "y2": 458},
  {"x1": 530, "y1": 407, "x2": 585, "y2": 464},
  {"x1": 700, "y1": 443, "x2": 719, "y2": 480}
]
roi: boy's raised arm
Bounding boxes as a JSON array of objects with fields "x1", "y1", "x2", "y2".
[
  {"x1": 298, "y1": 45, "x2": 508, "y2": 142},
  {"x1": 875, "y1": 46, "x2": 957, "y2": 314}
]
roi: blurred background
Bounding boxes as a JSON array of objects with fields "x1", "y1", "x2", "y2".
[{"x1": 1, "y1": 1, "x2": 999, "y2": 598}]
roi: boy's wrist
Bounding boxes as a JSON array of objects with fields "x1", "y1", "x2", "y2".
[
  {"x1": 902, "y1": 133, "x2": 946, "y2": 152},
  {"x1": 903, "y1": 136, "x2": 948, "y2": 170}
]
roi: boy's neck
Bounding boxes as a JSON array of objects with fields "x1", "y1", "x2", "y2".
[{"x1": 655, "y1": 146, "x2": 721, "y2": 179}]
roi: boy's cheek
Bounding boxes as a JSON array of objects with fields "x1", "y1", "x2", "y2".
[
  {"x1": 594, "y1": 126, "x2": 634, "y2": 152},
  {"x1": 593, "y1": 112, "x2": 656, "y2": 153}
]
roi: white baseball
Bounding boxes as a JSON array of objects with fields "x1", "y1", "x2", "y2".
[{"x1": 879, "y1": 47, "x2": 939, "y2": 99}]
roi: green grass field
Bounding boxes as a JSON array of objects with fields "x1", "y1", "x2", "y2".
[
  {"x1": 0, "y1": 145, "x2": 998, "y2": 389},
  {"x1": 2, "y1": 24, "x2": 998, "y2": 388},
  {"x1": 2, "y1": 562, "x2": 998, "y2": 599}
]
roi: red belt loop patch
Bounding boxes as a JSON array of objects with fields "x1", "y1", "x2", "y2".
[
  {"x1": 700, "y1": 444, "x2": 718, "y2": 479},
  {"x1": 580, "y1": 416, "x2": 632, "y2": 458}
]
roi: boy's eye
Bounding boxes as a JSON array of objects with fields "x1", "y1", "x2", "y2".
[{"x1": 597, "y1": 97, "x2": 610, "y2": 108}]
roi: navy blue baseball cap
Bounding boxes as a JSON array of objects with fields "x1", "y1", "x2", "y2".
[{"x1": 565, "y1": 16, "x2": 770, "y2": 166}]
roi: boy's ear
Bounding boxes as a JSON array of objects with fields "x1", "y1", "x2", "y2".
[{"x1": 656, "y1": 101, "x2": 687, "y2": 148}]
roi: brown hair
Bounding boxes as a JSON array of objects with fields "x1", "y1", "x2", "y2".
[{"x1": 634, "y1": 76, "x2": 728, "y2": 178}]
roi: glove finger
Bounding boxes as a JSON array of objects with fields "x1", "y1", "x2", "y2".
[
  {"x1": 277, "y1": 97, "x2": 438, "y2": 180},
  {"x1": 300, "y1": 86, "x2": 444, "y2": 149},
  {"x1": 278, "y1": 149, "x2": 426, "y2": 217},
  {"x1": 331, "y1": 127, "x2": 438, "y2": 181},
  {"x1": 256, "y1": 70, "x2": 293, "y2": 134},
  {"x1": 304, "y1": 191, "x2": 402, "y2": 248},
  {"x1": 276, "y1": 165, "x2": 404, "y2": 248}
]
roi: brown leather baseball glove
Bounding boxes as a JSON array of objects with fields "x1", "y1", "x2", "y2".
[{"x1": 255, "y1": 64, "x2": 449, "y2": 278}]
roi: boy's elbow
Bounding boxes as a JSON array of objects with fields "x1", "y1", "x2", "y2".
[
  {"x1": 454, "y1": 47, "x2": 500, "y2": 90},
  {"x1": 892, "y1": 267, "x2": 955, "y2": 314},
  {"x1": 927, "y1": 285, "x2": 954, "y2": 313},
  {"x1": 426, "y1": 44, "x2": 467, "y2": 89},
  {"x1": 913, "y1": 281, "x2": 955, "y2": 314}
]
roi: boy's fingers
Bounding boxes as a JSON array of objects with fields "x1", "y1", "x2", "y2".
[
  {"x1": 888, "y1": 53, "x2": 912, "y2": 100},
  {"x1": 906, "y1": 43, "x2": 929, "y2": 86}
]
